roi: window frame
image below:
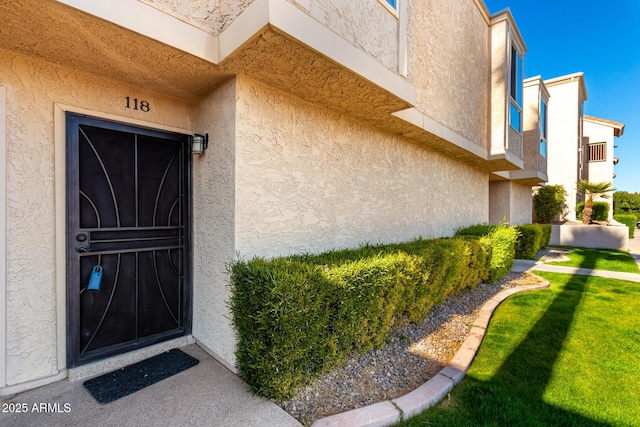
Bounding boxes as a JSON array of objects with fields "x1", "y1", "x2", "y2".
[
  {"x1": 539, "y1": 95, "x2": 548, "y2": 157},
  {"x1": 587, "y1": 142, "x2": 607, "y2": 162},
  {"x1": 378, "y1": 0, "x2": 399, "y2": 17},
  {"x1": 508, "y1": 45, "x2": 523, "y2": 134}
]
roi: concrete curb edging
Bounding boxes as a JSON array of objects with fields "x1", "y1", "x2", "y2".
[{"x1": 312, "y1": 277, "x2": 551, "y2": 427}]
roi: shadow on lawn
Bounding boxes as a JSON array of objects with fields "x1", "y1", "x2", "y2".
[
  {"x1": 472, "y1": 274, "x2": 608, "y2": 426},
  {"x1": 410, "y1": 273, "x2": 611, "y2": 426}
]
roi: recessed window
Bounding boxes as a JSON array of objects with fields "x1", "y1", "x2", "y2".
[
  {"x1": 588, "y1": 142, "x2": 606, "y2": 162},
  {"x1": 509, "y1": 102, "x2": 521, "y2": 132},
  {"x1": 509, "y1": 45, "x2": 523, "y2": 133},
  {"x1": 540, "y1": 97, "x2": 548, "y2": 157},
  {"x1": 385, "y1": 0, "x2": 397, "y2": 9}
]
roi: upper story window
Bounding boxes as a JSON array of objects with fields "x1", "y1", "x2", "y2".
[
  {"x1": 509, "y1": 45, "x2": 523, "y2": 133},
  {"x1": 539, "y1": 97, "x2": 548, "y2": 157},
  {"x1": 588, "y1": 142, "x2": 606, "y2": 162},
  {"x1": 378, "y1": 0, "x2": 398, "y2": 16}
]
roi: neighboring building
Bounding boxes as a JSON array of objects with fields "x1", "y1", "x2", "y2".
[
  {"x1": 544, "y1": 72, "x2": 588, "y2": 221},
  {"x1": 0, "y1": 0, "x2": 545, "y2": 395},
  {"x1": 582, "y1": 115, "x2": 625, "y2": 220},
  {"x1": 543, "y1": 72, "x2": 624, "y2": 221}
]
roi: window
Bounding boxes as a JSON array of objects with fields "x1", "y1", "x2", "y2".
[
  {"x1": 378, "y1": 0, "x2": 398, "y2": 14},
  {"x1": 539, "y1": 97, "x2": 548, "y2": 157},
  {"x1": 588, "y1": 142, "x2": 606, "y2": 162},
  {"x1": 509, "y1": 46, "x2": 523, "y2": 133}
]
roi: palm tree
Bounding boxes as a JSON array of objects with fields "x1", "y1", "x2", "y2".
[{"x1": 577, "y1": 180, "x2": 615, "y2": 224}]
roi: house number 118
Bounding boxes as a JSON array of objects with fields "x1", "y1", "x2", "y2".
[{"x1": 125, "y1": 97, "x2": 150, "y2": 112}]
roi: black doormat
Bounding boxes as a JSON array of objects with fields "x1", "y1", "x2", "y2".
[{"x1": 83, "y1": 349, "x2": 199, "y2": 404}]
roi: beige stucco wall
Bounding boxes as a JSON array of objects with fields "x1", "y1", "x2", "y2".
[
  {"x1": 0, "y1": 47, "x2": 193, "y2": 387},
  {"x1": 510, "y1": 182, "x2": 534, "y2": 225},
  {"x1": 413, "y1": 0, "x2": 490, "y2": 148},
  {"x1": 234, "y1": 75, "x2": 489, "y2": 259},
  {"x1": 523, "y1": 76, "x2": 549, "y2": 176},
  {"x1": 301, "y1": 0, "x2": 402, "y2": 73},
  {"x1": 489, "y1": 181, "x2": 532, "y2": 226},
  {"x1": 139, "y1": 0, "x2": 406, "y2": 75},
  {"x1": 140, "y1": 0, "x2": 254, "y2": 35},
  {"x1": 191, "y1": 79, "x2": 238, "y2": 370}
]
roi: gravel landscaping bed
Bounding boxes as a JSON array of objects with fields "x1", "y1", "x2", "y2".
[{"x1": 277, "y1": 272, "x2": 545, "y2": 425}]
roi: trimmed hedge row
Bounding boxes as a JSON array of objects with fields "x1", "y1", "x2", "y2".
[
  {"x1": 514, "y1": 224, "x2": 552, "y2": 259},
  {"x1": 614, "y1": 214, "x2": 637, "y2": 238},
  {"x1": 576, "y1": 201, "x2": 610, "y2": 222},
  {"x1": 229, "y1": 237, "x2": 492, "y2": 399},
  {"x1": 454, "y1": 224, "x2": 519, "y2": 281}
]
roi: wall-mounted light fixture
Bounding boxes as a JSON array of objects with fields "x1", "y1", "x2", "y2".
[{"x1": 192, "y1": 133, "x2": 209, "y2": 154}]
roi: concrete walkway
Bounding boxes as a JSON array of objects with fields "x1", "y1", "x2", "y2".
[
  {"x1": 0, "y1": 345, "x2": 302, "y2": 427},
  {"x1": 2, "y1": 237, "x2": 639, "y2": 427},
  {"x1": 513, "y1": 236, "x2": 640, "y2": 282}
]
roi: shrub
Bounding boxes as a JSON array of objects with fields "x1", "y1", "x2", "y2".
[
  {"x1": 229, "y1": 237, "x2": 491, "y2": 399},
  {"x1": 539, "y1": 223, "x2": 552, "y2": 248},
  {"x1": 533, "y1": 185, "x2": 567, "y2": 223},
  {"x1": 454, "y1": 224, "x2": 519, "y2": 282},
  {"x1": 614, "y1": 191, "x2": 640, "y2": 217},
  {"x1": 514, "y1": 224, "x2": 552, "y2": 259},
  {"x1": 576, "y1": 201, "x2": 610, "y2": 222},
  {"x1": 614, "y1": 214, "x2": 637, "y2": 238}
]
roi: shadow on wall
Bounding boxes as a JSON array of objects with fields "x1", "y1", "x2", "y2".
[{"x1": 549, "y1": 224, "x2": 628, "y2": 250}]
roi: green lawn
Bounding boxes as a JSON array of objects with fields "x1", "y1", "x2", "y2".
[
  {"x1": 397, "y1": 271, "x2": 640, "y2": 427},
  {"x1": 545, "y1": 246, "x2": 640, "y2": 273}
]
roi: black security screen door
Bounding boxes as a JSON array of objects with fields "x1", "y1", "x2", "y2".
[{"x1": 66, "y1": 113, "x2": 192, "y2": 368}]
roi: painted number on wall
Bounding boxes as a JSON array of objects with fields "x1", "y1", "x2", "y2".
[{"x1": 125, "y1": 97, "x2": 150, "y2": 112}]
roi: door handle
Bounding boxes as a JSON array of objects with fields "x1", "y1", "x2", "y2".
[{"x1": 76, "y1": 244, "x2": 88, "y2": 253}]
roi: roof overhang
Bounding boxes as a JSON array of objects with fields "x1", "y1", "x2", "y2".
[{"x1": 584, "y1": 115, "x2": 625, "y2": 137}]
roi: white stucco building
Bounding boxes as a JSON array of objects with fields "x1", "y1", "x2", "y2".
[
  {"x1": 543, "y1": 72, "x2": 624, "y2": 221},
  {"x1": 582, "y1": 115, "x2": 625, "y2": 220},
  {"x1": 0, "y1": 0, "x2": 546, "y2": 395}
]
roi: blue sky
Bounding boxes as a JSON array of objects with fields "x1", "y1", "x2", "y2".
[{"x1": 483, "y1": 0, "x2": 640, "y2": 192}]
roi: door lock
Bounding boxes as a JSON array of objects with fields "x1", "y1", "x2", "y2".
[{"x1": 76, "y1": 244, "x2": 88, "y2": 253}]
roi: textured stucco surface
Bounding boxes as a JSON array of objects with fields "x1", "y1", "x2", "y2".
[
  {"x1": 141, "y1": 0, "x2": 404, "y2": 74},
  {"x1": 234, "y1": 76, "x2": 489, "y2": 259},
  {"x1": 191, "y1": 79, "x2": 238, "y2": 369},
  {"x1": 220, "y1": 28, "x2": 411, "y2": 127},
  {"x1": 489, "y1": 181, "x2": 532, "y2": 226},
  {"x1": 141, "y1": 0, "x2": 253, "y2": 35},
  {"x1": 413, "y1": 0, "x2": 490, "y2": 147},
  {"x1": 510, "y1": 182, "x2": 533, "y2": 225},
  {"x1": 0, "y1": 0, "x2": 226, "y2": 100},
  {"x1": 302, "y1": 0, "x2": 400, "y2": 72},
  {"x1": 0, "y1": 48, "x2": 192, "y2": 387},
  {"x1": 490, "y1": 19, "x2": 508, "y2": 154},
  {"x1": 522, "y1": 79, "x2": 545, "y2": 174}
]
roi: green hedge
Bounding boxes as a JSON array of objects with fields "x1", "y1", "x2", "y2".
[
  {"x1": 576, "y1": 201, "x2": 610, "y2": 221},
  {"x1": 614, "y1": 214, "x2": 637, "y2": 238},
  {"x1": 514, "y1": 224, "x2": 552, "y2": 259},
  {"x1": 533, "y1": 185, "x2": 567, "y2": 223},
  {"x1": 454, "y1": 224, "x2": 519, "y2": 282},
  {"x1": 229, "y1": 237, "x2": 491, "y2": 399}
]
